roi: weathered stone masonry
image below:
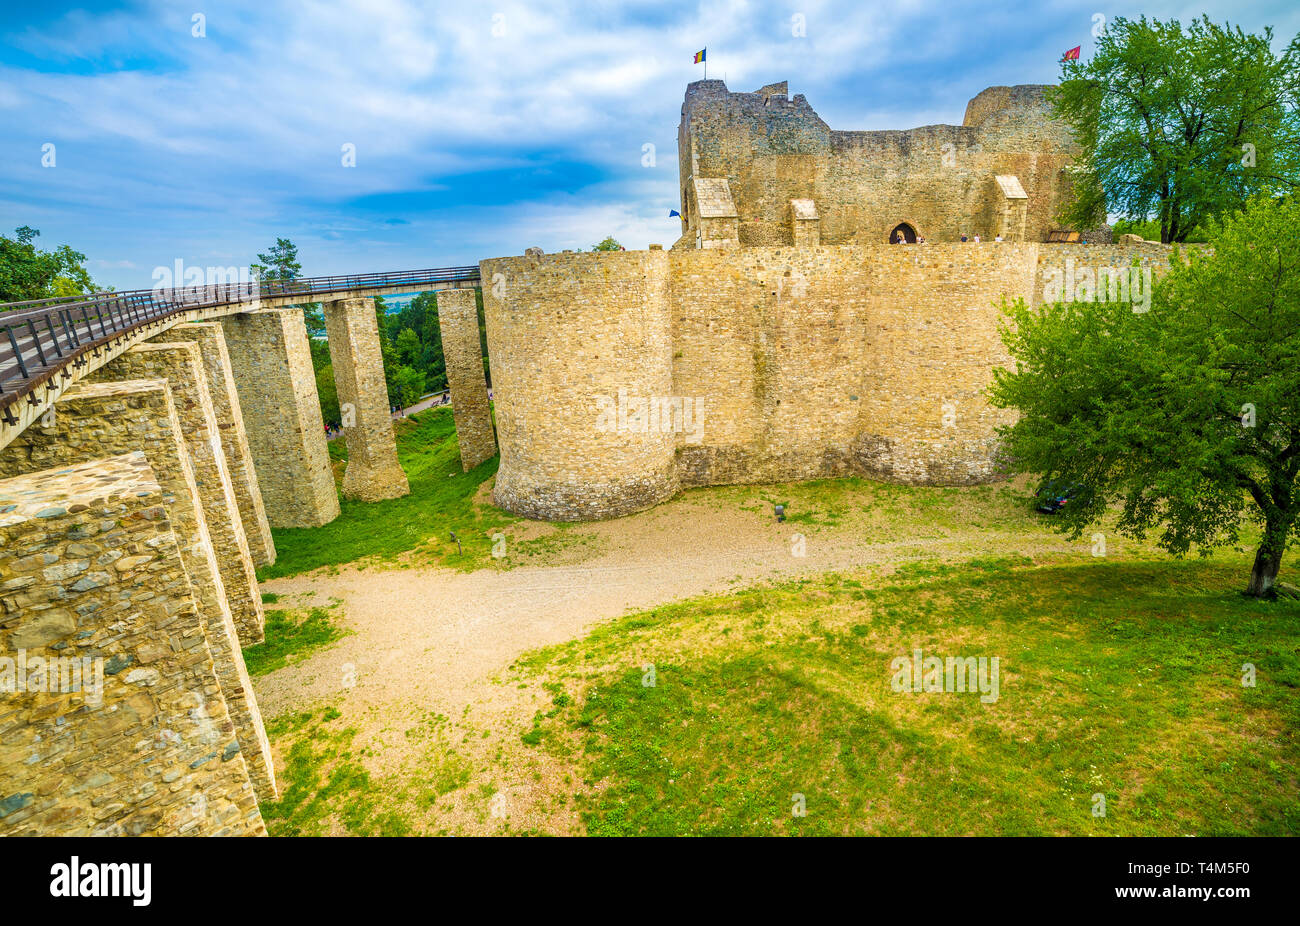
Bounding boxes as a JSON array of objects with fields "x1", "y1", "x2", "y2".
[
  {"x1": 0, "y1": 454, "x2": 265, "y2": 836},
  {"x1": 675, "y1": 79, "x2": 1099, "y2": 249},
  {"x1": 484, "y1": 252, "x2": 673, "y2": 518},
  {"x1": 323, "y1": 297, "x2": 410, "y2": 501},
  {"x1": 220, "y1": 308, "x2": 340, "y2": 528},
  {"x1": 89, "y1": 342, "x2": 265, "y2": 648},
  {"x1": 482, "y1": 242, "x2": 1175, "y2": 521},
  {"x1": 0, "y1": 380, "x2": 276, "y2": 802},
  {"x1": 163, "y1": 323, "x2": 277, "y2": 568},
  {"x1": 437, "y1": 288, "x2": 498, "y2": 472}
]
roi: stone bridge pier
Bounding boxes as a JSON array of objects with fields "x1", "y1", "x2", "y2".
[
  {"x1": 88, "y1": 342, "x2": 265, "y2": 647},
  {"x1": 0, "y1": 380, "x2": 276, "y2": 803},
  {"x1": 220, "y1": 308, "x2": 340, "y2": 528},
  {"x1": 0, "y1": 455, "x2": 268, "y2": 836},
  {"x1": 164, "y1": 323, "x2": 276, "y2": 568},
  {"x1": 0, "y1": 271, "x2": 483, "y2": 835},
  {"x1": 436, "y1": 288, "x2": 497, "y2": 471},
  {"x1": 324, "y1": 297, "x2": 409, "y2": 501}
]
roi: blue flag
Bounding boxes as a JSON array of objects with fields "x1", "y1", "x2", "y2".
[{"x1": 669, "y1": 209, "x2": 681, "y2": 218}]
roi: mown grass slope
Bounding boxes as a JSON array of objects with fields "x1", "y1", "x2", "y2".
[{"x1": 516, "y1": 557, "x2": 1299, "y2": 835}]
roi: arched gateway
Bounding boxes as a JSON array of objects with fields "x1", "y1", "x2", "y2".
[{"x1": 888, "y1": 222, "x2": 918, "y2": 244}]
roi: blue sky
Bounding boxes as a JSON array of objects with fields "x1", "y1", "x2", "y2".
[{"x1": 2, "y1": 0, "x2": 1297, "y2": 291}]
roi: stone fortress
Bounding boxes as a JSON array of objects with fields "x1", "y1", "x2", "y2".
[
  {"x1": 479, "y1": 79, "x2": 1171, "y2": 521},
  {"x1": 0, "y1": 76, "x2": 1174, "y2": 836}
]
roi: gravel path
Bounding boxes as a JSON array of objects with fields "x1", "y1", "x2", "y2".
[{"x1": 253, "y1": 492, "x2": 1085, "y2": 719}]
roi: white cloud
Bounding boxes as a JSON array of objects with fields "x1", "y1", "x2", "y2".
[{"x1": 2, "y1": 0, "x2": 1296, "y2": 288}]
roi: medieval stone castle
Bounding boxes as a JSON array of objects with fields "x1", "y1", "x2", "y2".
[
  {"x1": 0, "y1": 77, "x2": 1172, "y2": 836},
  {"x1": 479, "y1": 79, "x2": 1166, "y2": 522}
]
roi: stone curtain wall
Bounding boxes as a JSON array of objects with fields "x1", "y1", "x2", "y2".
[
  {"x1": 163, "y1": 323, "x2": 277, "y2": 567},
  {"x1": 481, "y1": 242, "x2": 1176, "y2": 520},
  {"x1": 220, "y1": 308, "x2": 340, "y2": 528},
  {"x1": 89, "y1": 343, "x2": 265, "y2": 647},
  {"x1": 323, "y1": 297, "x2": 410, "y2": 501},
  {"x1": 1028, "y1": 242, "x2": 1175, "y2": 307},
  {"x1": 483, "y1": 251, "x2": 676, "y2": 520},
  {"x1": 0, "y1": 380, "x2": 276, "y2": 802},
  {"x1": 437, "y1": 289, "x2": 500, "y2": 473},
  {"x1": 0, "y1": 454, "x2": 265, "y2": 836},
  {"x1": 676, "y1": 80, "x2": 1077, "y2": 248},
  {"x1": 671, "y1": 243, "x2": 1046, "y2": 486}
]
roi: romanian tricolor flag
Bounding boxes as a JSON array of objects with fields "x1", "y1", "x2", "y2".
[
  {"x1": 693, "y1": 48, "x2": 706, "y2": 64},
  {"x1": 1062, "y1": 45, "x2": 1081, "y2": 61}
]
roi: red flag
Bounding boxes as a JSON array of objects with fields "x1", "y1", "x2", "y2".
[{"x1": 1062, "y1": 45, "x2": 1081, "y2": 61}]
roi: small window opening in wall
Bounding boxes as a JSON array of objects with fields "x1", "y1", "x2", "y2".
[{"x1": 888, "y1": 222, "x2": 918, "y2": 244}]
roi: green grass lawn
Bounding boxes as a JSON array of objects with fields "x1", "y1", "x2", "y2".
[
  {"x1": 250, "y1": 406, "x2": 1295, "y2": 834},
  {"x1": 257, "y1": 408, "x2": 513, "y2": 579},
  {"x1": 258, "y1": 553, "x2": 1299, "y2": 835},
  {"x1": 242, "y1": 596, "x2": 349, "y2": 676},
  {"x1": 514, "y1": 556, "x2": 1299, "y2": 836},
  {"x1": 259, "y1": 707, "x2": 473, "y2": 836}
]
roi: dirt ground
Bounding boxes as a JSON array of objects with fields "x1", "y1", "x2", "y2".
[
  {"x1": 251, "y1": 477, "x2": 1121, "y2": 833},
  {"x1": 255, "y1": 483, "x2": 1094, "y2": 717}
]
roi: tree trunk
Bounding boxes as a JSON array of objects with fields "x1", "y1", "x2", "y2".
[{"x1": 1246, "y1": 535, "x2": 1285, "y2": 598}]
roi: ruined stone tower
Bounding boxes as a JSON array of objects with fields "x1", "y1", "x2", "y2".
[{"x1": 674, "y1": 79, "x2": 1091, "y2": 248}]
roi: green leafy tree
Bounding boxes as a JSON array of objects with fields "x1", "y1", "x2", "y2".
[
  {"x1": 414, "y1": 291, "x2": 446, "y2": 387},
  {"x1": 592, "y1": 236, "x2": 623, "y2": 251},
  {"x1": 373, "y1": 295, "x2": 393, "y2": 361},
  {"x1": 1049, "y1": 16, "x2": 1300, "y2": 243},
  {"x1": 252, "y1": 237, "x2": 324, "y2": 333},
  {"x1": 308, "y1": 336, "x2": 331, "y2": 373},
  {"x1": 0, "y1": 226, "x2": 105, "y2": 303},
  {"x1": 989, "y1": 196, "x2": 1300, "y2": 598},
  {"x1": 315, "y1": 363, "x2": 340, "y2": 428},
  {"x1": 1111, "y1": 217, "x2": 1209, "y2": 244},
  {"x1": 388, "y1": 364, "x2": 425, "y2": 409},
  {"x1": 373, "y1": 288, "x2": 488, "y2": 402},
  {"x1": 394, "y1": 327, "x2": 422, "y2": 367}
]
